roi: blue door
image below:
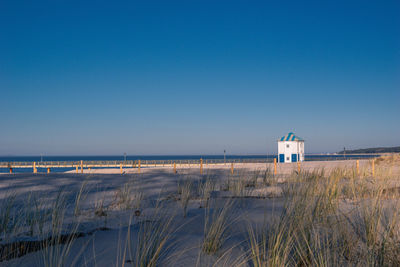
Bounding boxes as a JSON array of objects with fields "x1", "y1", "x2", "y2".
[
  {"x1": 279, "y1": 154, "x2": 284, "y2": 163},
  {"x1": 291, "y1": 154, "x2": 297, "y2": 162}
]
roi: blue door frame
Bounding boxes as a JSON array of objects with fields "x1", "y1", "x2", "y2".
[
  {"x1": 279, "y1": 154, "x2": 284, "y2": 163},
  {"x1": 291, "y1": 154, "x2": 297, "y2": 162}
]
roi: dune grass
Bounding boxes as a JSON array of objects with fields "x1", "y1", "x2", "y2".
[
  {"x1": 202, "y1": 199, "x2": 236, "y2": 255},
  {"x1": 38, "y1": 189, "x2": 87, "y2": 267},
  {"x1": 245, "y1": 164, "x2": 400, "y2": 266},
  {"x1": 0, "y1": 192, "x2": 18, "y2": 239},
  {"x1": 198, "y1": 175, "x2": 216, "y2": 208},
  {"x1": 125, "y1": 201, "x2": 176, "y2": 267},
  {"x1": 113, "y1": 177, "x2": 144, "y2": 211},
  {"x1": 177, "y1": 178, "x2": 193, "y2": 218},
  {"x1": 74, "y1": 179, "x2": 90, "y2": 217}
]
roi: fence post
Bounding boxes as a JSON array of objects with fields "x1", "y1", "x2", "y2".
[
  {"x1": 274, "y1": 158, "x2": 277, "y2": 175},
  {"x1": 356, "y1": 160, "x2": 360, "y2": 175},
  {"x1": 138, "y1": 160, "x2": 141, "y2": 174},
  {"x1": 47, "y1": 167, "x2": 50, "y2": 174},
  {"x1": 371, "y1": 159, "x2": 375, "y2": 176},
  {"x1": 76, "y1": 165, "x2": 78, "y2": 174},
  {"x1": 297, "y1": 161, "x2": 301, "y2": 173},
  {"x1": 80, "y1": 160, "x2": 83, "y2": 174},
  {"x1": 9, "y1": 167, "x2": 12, "y2": 174},
  {"x1": 231, "y1": 163, "x2": 234, "y2": 175},
  {"x1": 33, "y1": 162, "x2": 37, "y2": 174},
  {"x1": 200, "y1": 158, "x2": 203, "y2": 175},
  {"x1": 120, "y1": 163, "x2": 123, "y2": 174},
  {"x1": 173, "y1": 161, "x2": 176, "y2": 174}
]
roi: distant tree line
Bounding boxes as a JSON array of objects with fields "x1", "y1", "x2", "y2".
[{"x1": 338, "y1": 146, "x2": 400, "y2": 154}]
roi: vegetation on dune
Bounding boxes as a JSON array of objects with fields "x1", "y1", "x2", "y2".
[
  {"x1": 338, "y1": 147, "x2": 400, "y2": 154},
  {"x1": 202, "y1": 199, "x2": 236, "y2": 255},
  {"x1": 246, "y1": 167, "x2": 400, "y2": 267},
  {"x1": 177, "y1": 178, "x2": 193, "y2": 218}
]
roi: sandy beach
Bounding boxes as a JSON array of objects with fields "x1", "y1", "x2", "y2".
[
  {"x1": 63, "y1": 159, "x2": 375, "y2": 175},
  {"x1": 0, "y1": 156, "x2": 399, "y2": 266}
]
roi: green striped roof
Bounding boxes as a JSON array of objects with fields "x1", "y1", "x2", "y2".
[{"x1": 280, "y1": 132, "x2": 304, "y2": 141}]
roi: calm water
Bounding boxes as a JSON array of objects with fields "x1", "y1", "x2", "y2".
[{"x1": 0, "y1": 154, "x2": 379, "y2": 173}]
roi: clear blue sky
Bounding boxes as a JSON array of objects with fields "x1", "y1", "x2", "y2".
[{"x1": 0, "y1": 0, "x2": 399, "y2": 155}]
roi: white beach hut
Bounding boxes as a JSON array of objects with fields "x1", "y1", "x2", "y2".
[{"x1": 278, "y1": 132, "x2": 304, "y2": 163}]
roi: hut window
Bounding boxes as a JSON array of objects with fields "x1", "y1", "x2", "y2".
[
  {"x1": 286, "y1": 144, "x2": 289, "y2": 148},
  {"x1": 286, "y1": 157, "x2": 289, "y2": 161}
]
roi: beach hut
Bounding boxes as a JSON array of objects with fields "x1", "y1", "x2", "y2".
[{"x1": 278, "y1": 132, "x2": 304, "y2": 163}]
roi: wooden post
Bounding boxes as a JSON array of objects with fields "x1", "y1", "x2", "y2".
[
  {"x1": 297, "y1": 161, "x2": 301, "y2": 173},
  {"x1": 173, "y1": 161, "x2": 176, "y2": 174},
  {"x1": 80, "y1": 160, "x2": 83, "y2": 174},
  {"x1": 138, "y1": 160, "x2": 141, "y2": 174},
  {"x1": 120, "y1": 163, "x2": 123, "y2": 174},
  {"x1": 231, "y1": 163, "x2": 234, "y2": 175},
  {"x1": 76, "y1": 165, "x2": 78, "y2": 174},
  {"x1": 47, "y1": 167, "x2": 50, "y2": 174},
  {"x1": 274, "y1": 158, "x2": 277, "y2": 175},
  {"x1": 200, "y1": 158, "x2": 203, "y2": 175},
  {"x1": 33, "y1": 162, "x2": 37, "y2": 174},
  {"x1": 372, "y1": 159, "x2": 375, "y2": 176},
  {"x1": 356, "y1": 160, "x2": 360, "y2": 175},
  {"x1": 9, "y1": 167, "x2": 12, "y2": 174}
]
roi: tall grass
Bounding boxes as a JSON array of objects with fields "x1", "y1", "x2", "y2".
[
  {"x1": 177, "y1": 178, "x2": 193, "y2": 218},
  {"x1": 113, "y1": 178, "x2": 144, "y2": 211},
  {"x1": 25, "y1": 192, "x2": 48, "y2": 236},
  {"x1": 40, "y1": 190, "x2": 85, "y2": 267},
  {"x1": 126, "y1": 202, "x2": 176, "y2": 267},
  {"x1": 198, "y1": 175, "x2": 216, "y2": 208},
  {"x1": 74, "y1": 179, "x2": 89, "y2": 216},
  {"x1": 202, "y1": 199, "x2": 236, "y2": 254},
  {"x1": 247, "y1": 223, "x2": 268, "y2": 267},
  {"x1": 246, "y1": 165, "x2": 400, "y2": 266},
  {"x1": 261, "y1": 168, "x2": 276, "y2": 186},
  {"x1": 0, "y1": 192, "x2": 18, "y2": 239},
  {"x1": 221, "y1": 176, "x2": 248, "y2": 197},
  {"x1": 342, "y1": 192, "x2": 400, "y2": 266}
]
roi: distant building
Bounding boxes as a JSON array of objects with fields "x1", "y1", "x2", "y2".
[{"x1": 278, "y1": 132, "x2": 304, "y2": 163}]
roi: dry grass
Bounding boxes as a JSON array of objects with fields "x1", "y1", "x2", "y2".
[
  {"x1": 126, "y1": 202, "x2": 176, "y2": 267},
  {"x1": 246, "y1": 164, "x2": 400, "y2": 267},
  {"x1": 0, "y1": 192, "x2": 18, "y2": 239},
  {"x1": 202, "y1": 199, "x2": 236, "y2": 255},
  {"x1": 177, "y1": 178, "x2": 193, "y2": 218},
  {"x1": 198, "y1": 175, "x2": 216, "y2": 208},
  {"x1": 113, "y1": 177, "x2": 144, "y2": 211},
  {"x1": 375, "y1": 153, "x2": 400, "y2": 165}
]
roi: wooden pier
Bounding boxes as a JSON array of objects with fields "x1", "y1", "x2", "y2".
[{"x1": 0, "y1": 158, "x2": 266, "y2": 170}]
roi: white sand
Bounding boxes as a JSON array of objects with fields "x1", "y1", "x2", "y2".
[
  {"x1": 64, "y1": 159, "x2": 373, "y2": 175},
  {"x1": 0, "y1": 159, "x2": 396, "y2": 267}
]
